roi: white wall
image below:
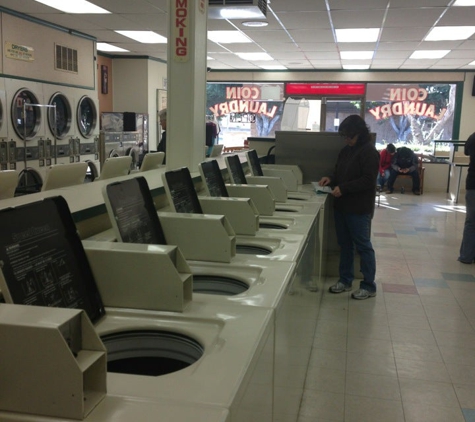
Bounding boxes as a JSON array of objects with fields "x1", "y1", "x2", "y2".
[
  {"x1": 111, "y1": 58, "x2": 166, "y2": 151},
  {"x1": 459, "y1": 71, "x2": 475, "y2": 141},
  {"x1": 147, "y1": 60, "x2": 167, "y2": 151}
]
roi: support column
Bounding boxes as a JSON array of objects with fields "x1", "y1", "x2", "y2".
[{"x1": 167, "y1": 0, "x2": 208, "y2": 172}]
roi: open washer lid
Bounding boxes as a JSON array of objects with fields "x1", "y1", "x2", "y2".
[{"x1": 0, "y1": 196, "x2": 105, "y2": 323}]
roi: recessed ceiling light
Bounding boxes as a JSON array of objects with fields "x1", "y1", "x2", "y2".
[
  {"x1": 34, "y1": 0, "x2": 110, "y2": 13},
  {"x1": 208, "y1": 31, "x2": 252, "y2": 44},
  {"x1": 425, "y1": 26, "x2": 475, "y2": 41},
  {"x1": 242, "y1": 21, "x2": 269, "y2": 28},
  {"x1": 336, "y1": 28, "x2": 380, "y2": 43},
  {"x1": 342, "y1": 64, "x2": 370, "y2": 70},
  {"x1": 410, "y1": 50, "x2": 450, "y2": 59},
  {"x1": 468, "y1": 60, "x2": 475, "y2": 65},
  {"x1": 115, "y1": 31, "x2": 166, "y2": 44},
  {"x1": 340, "y1": 51, "x2": 374, "y2": 60},
  {"x1": 97, "y1": 43, "x2": 129, "y2": 52},
  {"x1": 236, "y1": 52, "x2": 273, "y2": 61}
]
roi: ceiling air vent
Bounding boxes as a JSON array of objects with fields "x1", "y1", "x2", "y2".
[{"x1": 208, "y1": 0, "x2": 267, "y2": 19}]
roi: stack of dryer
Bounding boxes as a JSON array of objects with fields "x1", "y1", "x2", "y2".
[{"x1": 3, "y1": 78, "x2": 100, "y2": 192}]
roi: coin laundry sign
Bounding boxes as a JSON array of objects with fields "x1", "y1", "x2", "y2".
[
  {"x1": 5, "y1": 42, "x2": 34, "y2": 61},
  {"x1": 368, "y1": 87, "x2": 447, "y2": 120},
  {"x1": 173, "y1": 0, "x2": 189, "y2": 62},
  {"x1": 209, "y1": 86, "x2": 278, "y2": 118}
]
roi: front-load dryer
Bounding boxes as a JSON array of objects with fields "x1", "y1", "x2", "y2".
[
  {"x1": 5, "y1": 79, "x2": 48, "y2": 191},
  {"x1": 0, "y1": 77, "x2": 8, "y2": 140},
  {"x1": 0, "y1": 196, "x2": 275, "y2": 422}
]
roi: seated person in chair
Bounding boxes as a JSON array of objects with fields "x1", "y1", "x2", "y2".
[
  {"x1": 377, "y1": 143, "x2": 396, "y2": 190},
  {"x1": 386, "y1": 146, "x2": 421, "y2": 195}
]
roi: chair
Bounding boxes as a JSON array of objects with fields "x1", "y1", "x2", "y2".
[
  {"x1": 96, "y1": 156, "x2": 132, "y2": 181},
  {"x1": 0, "y1": 170, "x2": 19, "y2": 199},
  {"x1": 395, "y1": 154, "x2": 425, "y2": 194},
  {"x1": 139, "y1": 152, "x2": 165, "y2": 172},
  {"x1": 41, "y1": 162, "x2": 88, "y2": 191}
]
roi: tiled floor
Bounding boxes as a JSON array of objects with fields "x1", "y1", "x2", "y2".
[{"x1": 298, "y1": 192, "x2": 475, "y2": 422}]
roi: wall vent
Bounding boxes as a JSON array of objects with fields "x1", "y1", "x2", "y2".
[{"x1": 55, "y1": 44, "x2": 78, "y2": 73}]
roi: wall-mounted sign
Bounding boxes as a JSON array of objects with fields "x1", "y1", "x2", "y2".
[
  {"x1": 173, "y1": 0, "x2": 189, "y2": 62},
  {"x1": 285, "y1": 83, "x2": 366, "y2": 97},
  {"x1": 5, "y1": 42, "x2": 34, "y2": 62}
]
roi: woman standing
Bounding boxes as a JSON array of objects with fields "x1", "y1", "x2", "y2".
[{"x1": 318, "y1": 115, "x2": 379, "y2": 300}]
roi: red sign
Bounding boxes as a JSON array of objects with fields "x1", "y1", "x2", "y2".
[{"x1": 285, "y1": 83, "x2": 366, "y2": 97}]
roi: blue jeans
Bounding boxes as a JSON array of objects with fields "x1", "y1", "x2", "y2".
[
  {"x1": 459, "y1": 189, "x2": 475, "y2": 262},
  {"x1": 377, "y1": 169, "x2": 390, "y2": 187},
  {"x1": 334, "y1": 210, "x2": 376, "y2": 292}
]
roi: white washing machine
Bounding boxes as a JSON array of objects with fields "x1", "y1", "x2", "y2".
[
  {"x1": 99, "y1": 175, "x2": 320, "y2": 422},
  {"x1": 0, "y1": 397, "x2": 230, "y2": 422},
  {"x1": 0, "y1": 196, "x2": 275, "y2": 422}
]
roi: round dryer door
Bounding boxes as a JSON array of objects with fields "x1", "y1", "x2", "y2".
[
  {"x1": 11, "y1": 88, "x2": 42, "y2": 140},
  {"x1": 48, "y1": 92, "x2": 72, "y2": 140},
  {"x1": 77, "y1": 95, "x2": 97, "y2": 138}
]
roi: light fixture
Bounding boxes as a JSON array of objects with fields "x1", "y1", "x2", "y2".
[
  {"x1": 453, "y1": 0, "x2": 475, "y2": 5},
  {"x1": 208, "y1": 31, "x2": 252, "y2": 44},
  {"x1": 97, "y1": 43, "x2": 129, "y2": 52},
  {"x1": 236, "y1": 52, "x2": 273, "y2": 61},
  {"x1": 242, "y1": 21, "x2": 269, "y2": 27},
  {"x1": 336, "y1": 28, "x2": 380, "y2": 43},
  {"x1": 342, "y1": 64, "x2": 370, "y2": 70},
  {"x1": 468, "y1": 60, "x2": 475, "y2": 65},
  {"x1": 259, "y1": 65, "x2": 287, "y2": 70},
  {"x1": 410, "y1": 50, "x2": 450, "y2": 59},
  {"x1": 425, "y1": 26, "x2": 475, "y2": 41},
  {"x1": 34, "y1": 0, "x2": 110, "y2": 13},
  {"x1": 340, "y1": 51, "x2": 374, "y2": 60},
  {"x1": 115, "y1": 31, "x2": 167, "y2": 44}
]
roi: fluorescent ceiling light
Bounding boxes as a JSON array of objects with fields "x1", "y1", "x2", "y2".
[
  {"x1": 410, "y1": 50, "x2": 450, "y2": 59},
  {"x1": 336, "y1": 28, "x2": 380, "y2": 43},
  {"x1": 259, "y1": 65, "x2": 287, "y2": 70},
  {"x1": 34, "y1": 0, "x2": 110, "y2": 13},
  {"x1": 425, "y1": 26, "x2": 475, "y2": 41},
  {"x1": 469, "y1": 60, "x2": 475, "y2": 65},
  {"x1": 97, "y1": 43, "x2": 129, "y2": 52},
  {"x1": 242, "y1": 21, "x2": 269, "y2": 28},
  {"x1": 453, "y1": 0, "x2": 475, "y2": 5},
  {"x1": 208, "y1": 31, "x2": 252, "y2": 44},
  {"x1": 115, "y1": 31, "x2": 166, "y2": 43},
  {"x1": 207, "y1": 56, "x2": 215, "y2": 60},
  {"x1": 236, "y1": 52, "x2": 273, "y2": 61},
  {"x1": 340, "y1": 51, "x2": 374, "y2": 60},
  {"x1": 342, "y1": 64, "x2": 370, "y2": 70}
]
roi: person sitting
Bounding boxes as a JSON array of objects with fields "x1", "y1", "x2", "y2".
[
  {"x1": 377, "y1": 143, "x2": 396, "y2": 190},
  {"x1": 386, "y1": 146, "x2": 421, "y2": 195}
]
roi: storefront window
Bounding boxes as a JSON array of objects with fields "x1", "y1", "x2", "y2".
[
  {"x1": 365, "y1": 83, "x2": 456, "y2": 153},
  {"x1": 206, "y1": 83, "x2": 284, "y2": 147}
]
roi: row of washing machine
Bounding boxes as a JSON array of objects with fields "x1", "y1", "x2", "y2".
[
  {"x1": 0, "y1": 161, "x2": 328, "y2": 422},
  {"x1": 0, "y1": 77, "x2": 101, "y2": 191}
]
